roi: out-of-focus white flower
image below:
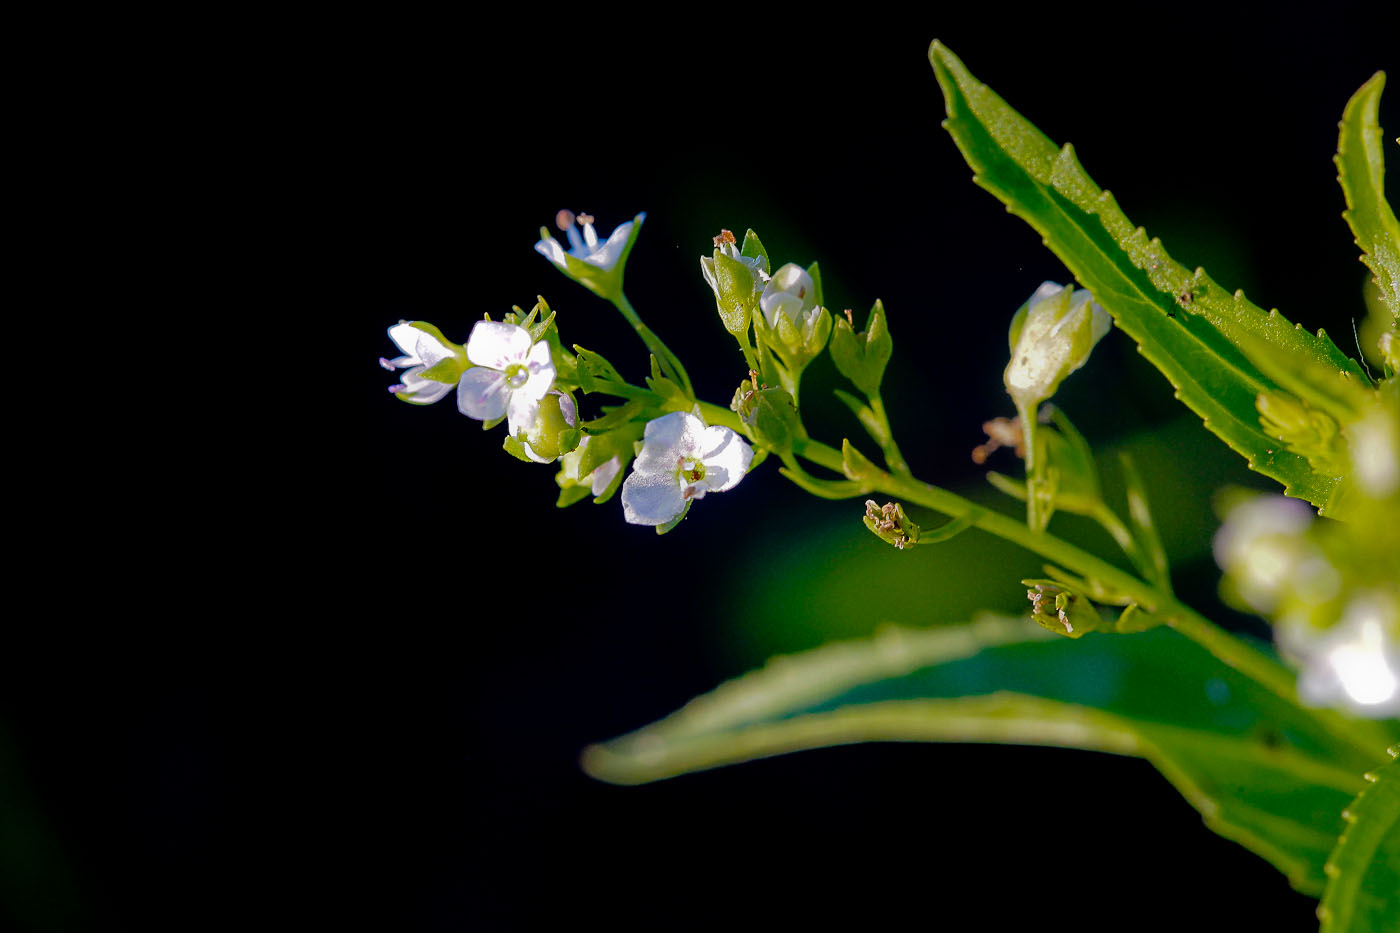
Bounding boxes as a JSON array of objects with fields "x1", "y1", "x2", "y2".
[
  {"x1": 1004, "y1": 282, "x2": 1111, "y2": 410},
  {"x1": 1348, "y1": 404, "x2": 1400, "y2": 498},
  {"x1": 1213, "y1": 495, "x2": 1336, "y2": 613},
  {"x1": 381, "y1": 321, "x2": 466, "y2": 404},
  {"x1": 621, "y1": 412, "x2": 753, "y2": 526},
  {"x1": 456, "y1": 321, "x2": 555, "y2": 434},
  {"x1": 1279, "y1": 591, "x2": 1400, "y2": 718}
]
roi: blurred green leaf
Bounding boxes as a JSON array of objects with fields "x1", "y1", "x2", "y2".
[
  {"x1": 585, "y1": 616, "x2": 1374, "y2": 894},
  {"x1": 929, "y1": 41, "x2": 1365, "y2": 513},
  {"x1": 1336, "y1": 72, "x2": 1399, "y2": 325},
  {"x1": 1320, "y1": 745, "x2": 1400, "y2": 932}
]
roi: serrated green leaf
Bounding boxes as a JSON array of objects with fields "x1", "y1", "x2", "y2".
[
  {"x1": 929, "y1": 42, "x2": 1366, "y2": 512},
  {"x1": 1336, "y1": 73, "x2": 1400, "y2": 325},
  {"x1": 579, "y1": 399, "x2": 645, "y2": 435},
  {"x1": 1319, "y1": 745, "x2": 1400, "y2": 932},
  {"x1": 585, "y1": 616, "x2": 1374, "y2": 894}
]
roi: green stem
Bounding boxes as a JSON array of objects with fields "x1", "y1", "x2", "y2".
[
  {"x1": 868, "y1": 395, "x2": 911, "y2": 476},
  {"x1": 789, "y1": 435, "x2": 1394, "y2": 762},
  {"x1": 614, "y1": 293, "x2": 694, "y2": 398}
]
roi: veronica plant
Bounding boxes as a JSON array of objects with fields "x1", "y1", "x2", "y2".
[{"x1": 383, "y1": 43, "x2": 1400, "y2": 931}]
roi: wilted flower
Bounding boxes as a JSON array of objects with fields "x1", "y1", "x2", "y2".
[
  {"x1": 457, "y1": 321, "x2": 555, "y2": 435},
  {"x1": 1004, "y1": 281, "x2": 1110, "y2": 410},
  {"x1": 621, "y1": 411, "x2": 754, "y2": 526},
  {"x1": 381, "y1": 321, "x2": 466, "y2": 404}
]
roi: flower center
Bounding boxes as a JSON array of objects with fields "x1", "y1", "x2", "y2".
[
  {"x1": 504, "y1": 362, "x2": 530, "y2": 389},
  {"x1": 677, "y1": 457, "x2": 706, "y2": 486}
]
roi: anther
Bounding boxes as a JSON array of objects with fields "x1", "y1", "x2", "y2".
[
  {"x1": 713, "y1": 229, "x2": 737, "y2": 248},
  {"x1": 555, "y1": 209, "x2": 576, "y2": 231},
  {"x1": 378, "y1": 357, "x2": 396, "y2": 371},
  {"x1": 577, "y1": 213, "x2": 594, "y2": 226},
  {"x1": 387, "y1": 383, "x2": 406, "y2": 394},
  {"x1": 843, "y1": 309, "x2": 854, "y2": 327}
]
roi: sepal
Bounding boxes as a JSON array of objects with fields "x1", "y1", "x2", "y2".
[{"x1": 830, "y1": 301, "x2": 893, "y2": 397}]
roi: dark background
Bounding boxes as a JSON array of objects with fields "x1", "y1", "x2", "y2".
[{"x1": 3, "y1": 7, "x2": 1396, "y2": 930}]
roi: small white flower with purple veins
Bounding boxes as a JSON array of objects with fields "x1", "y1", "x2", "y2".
[
  {"x1": 621, "y1": 411, "x2": 754, "y2": 526},
  {"x1": 456, "y1": 321, "x2": 555, "y2": 434},
  {"x1": 381, "y1": 321, "x2": 465, "y2": 404}
]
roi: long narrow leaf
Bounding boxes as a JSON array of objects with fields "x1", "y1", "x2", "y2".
[
  {"x1": 929, "y1": 42, "x2": 1366, "y2": 513},
  {"x1": 585, "y1": 616, "x2": 1381, "y2": 894}
]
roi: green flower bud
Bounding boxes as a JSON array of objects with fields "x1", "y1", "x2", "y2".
[
  {"x1": 731, "y1": 374, "x2": 800, "y2": 454},
  {"x1": 1004, "y1": 282, "x2": 1110, "y2": 410},
  {"x1": 830, "y1": 301, "x2": 893, "y2": 397},
  {"x1": 1257, "y1": 391, "x2": 1347, "y2": 474}
]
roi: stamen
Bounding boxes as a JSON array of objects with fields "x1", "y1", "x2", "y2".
[
  {"x1": 577, "y1": 212, "x2": 594, "y2": 226},
  {"x1": 843, "y1": 309, "x2": 854, "y2": 327},
  {"x1": 387, "y1": 384, "x2": 406, "y2": 394},
  {"x1": 378, "y1": 357, "x2": 396, "y2": 371},
  {"x1": 555, "y1": 209, "x2": 576, "y2": 231},
  {"x1": 713, "y1": 229, "x2": 737, "y2": 248}
]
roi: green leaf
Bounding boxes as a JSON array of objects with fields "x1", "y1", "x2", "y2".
[
  {"x1": 584, "y1": 616, "x2": 1373, "y2": 894},
  {"x1": 1336, "y1": 72, "x2": 1400, "y2": 325},
  {"x1": 929, "y1": 41, "x2": 1366, "y2": 513},
  {"x1": 572, "y1": 345, "x2": 626, "y2": 393},
  {"x1": 1320, "y1": 745, "x2": 1400, "y2": 932}
]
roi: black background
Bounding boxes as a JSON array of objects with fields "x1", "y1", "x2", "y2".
[{"x1": 3, "y1": 7, "x2": 1396, "y2": 931}]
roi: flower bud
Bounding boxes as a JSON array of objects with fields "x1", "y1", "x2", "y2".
[{"x1": 1003, "y1": 282, "x2": 1110, "y2": 410}]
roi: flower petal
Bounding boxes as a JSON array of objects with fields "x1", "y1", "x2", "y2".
[
  {"x1": 634, "y1": 412, "x2": 701, "y2": 474},
  {"x1": 621, "y1": 467, "x2": 686, "y2": 525},
  {"x1": 589, "y1": 455, "x2": 622, "y2": 496},
  {"x1": 535, "y1": 238, "x2": 567, "y2": 270},
  {"x1": 457, "y1": 367, "x2": 508, "y2": 421},
  {"x1": 466, "y1": 321, "x2": 533, "y2": 370},
  {"x1": 387, "y1": 322, "x2": 426, "y2": 365},
  {"x1": 698, "y1": 426, "x2": 754, "y2": 493},
  {"x1": 516, "y1": 340, "x2": 557, "y2": 403},
  {"x1": 398, "y1": 367, "x2": 455, "y2": 405},
  {"x1": 506, "y1": 392, "x2": 541, "y2": 436}
]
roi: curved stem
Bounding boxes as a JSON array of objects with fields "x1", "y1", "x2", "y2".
[
  {"x1": 614, "y1": 293, "x2": 694, "y2": 398},
  {"x1": 789, "y1": 435, "x2": 1395, "y2": 762},
  {"x1": 868, "y1": 395, "x2": 911, "y2": 476}
]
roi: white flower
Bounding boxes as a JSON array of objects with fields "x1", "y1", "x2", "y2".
[
  {"x1": 621, "y1": 411, "x2": 754, "y2": 526},
  {"x1": 535, "y1": 210, "x2": 639, "y2": 274},
  {"x1": 1004, "y1": 281, "x2": 1111, "y2": 409},
  {"x1": 560, "y1": 435, "x2": 623, "y2": 495},
  {"x1": 381, "y1": 321, "x2": 464, "y2": 404},
  {"x1": 1278, "y1": 591, "x2": 1400, "y2": 718},
  {"x1": 760, "y1": 262, "x2": 820, "y2": 334},
  {"x1": 456, "y1": 321, "x2": 555, "y2": 434}
]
